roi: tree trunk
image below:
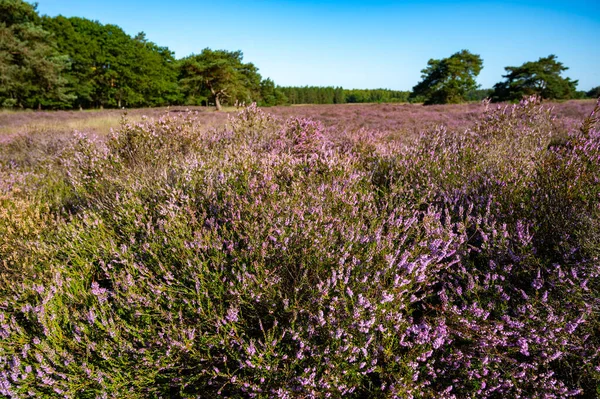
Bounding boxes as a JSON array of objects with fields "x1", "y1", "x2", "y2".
[{"x1": 209, "y1": 86, "x2": 223, "y2": 111}]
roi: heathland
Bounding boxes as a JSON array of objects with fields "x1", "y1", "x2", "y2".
[{"x1": 1, "y1": 98, "x2": 599, "y2": 397}]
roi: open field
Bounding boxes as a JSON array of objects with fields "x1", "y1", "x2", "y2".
[
  {"x1": 1, "y1": 99, "x2": 595, "y2": 137},
  {"x1": 1, "y1": 99, "x2": 599, "y2": 397}
]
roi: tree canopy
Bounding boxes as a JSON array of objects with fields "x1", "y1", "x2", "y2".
[
  {"x1": 41, "y1": 16, "x2": 181, "y2": 109},
  {"x1": 1, "y1": 0, "x2": 596, "y2": 110},
  {"x1": 0, "y1": 0, "x2": 72, "y2": 108},
  {"x1": 491, "y1": 55, "x2": 578, "y2": 102},
  {"x1": 587, "y1": 86, "x2": 600, "y2": 99},
  {"x1": 410, "y1": 50, "x2": 483, "y2": 105},
  {"x1": 179, "y1": 49, "x2": 262, "y2": 110},
  {"x1": 259, "y1": 78, "x2": 288, "y2": 107},
  {"x1": 278, "y1": 87, "x2": 410, "y2": 105}
]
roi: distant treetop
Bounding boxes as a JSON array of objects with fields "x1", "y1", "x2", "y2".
[
  {"x1": 410, "y1": 50, "x2": 483, "y2": 105},
  {"x1": 491, "y1": 55, "x2": 578, "y2": 102}
]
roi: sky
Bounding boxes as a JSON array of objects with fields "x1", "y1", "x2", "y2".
[{"x1": 35, "y1": 0, "x2": 600, "y2": 91}]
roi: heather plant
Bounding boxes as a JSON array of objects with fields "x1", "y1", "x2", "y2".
[{"x1": 0, "y1": 99, "x2": 598, "y2": 398}]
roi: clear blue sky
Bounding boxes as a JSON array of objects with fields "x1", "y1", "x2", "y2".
[{"x1": 36, "y1": 0, "x2": 600, "y2": 91}]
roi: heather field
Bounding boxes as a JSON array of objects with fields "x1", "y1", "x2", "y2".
[
  {"x1": 1, "y1": 100, "x2": 594, "y2": 137},
  {"x1": 1, "y1": 98, "x2": 600, "y2": 398}
]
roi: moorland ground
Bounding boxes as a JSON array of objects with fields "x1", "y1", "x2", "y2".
[
  {"x1": 1, "y1": 100, "x2": 595, "y2": 138},
  {"x1": 1, "y1": 99, "x2": 599, "y2": 398}
]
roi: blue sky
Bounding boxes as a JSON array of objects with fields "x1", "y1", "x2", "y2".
[{"x1": 36, "y1": 0, "x2": 600, "y2": 91}]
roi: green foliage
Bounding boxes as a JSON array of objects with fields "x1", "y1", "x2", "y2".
[
  {"x1": 587, "y1": 86, "x2": 600, "y2": 99},
  {"x1": 259, "y1": 78, "x2": 288, "y2": 106},
  {"x1": 280, "y1": 86, "x2": 336, "y2": 104},
  {"x1": 492, "y1": 55, "x2": 578, "y2": 102},
  {"x1": 465, "y1": 88, "x2": 493, "y2": 102},
  {"x1": 41, "y1": 16, "x2": 181, "y2": 109},
  {"x1": 345, "y1": 88, "x2": 409, "y2": 103},
  {"x1": 1, "y1": 1, "x2": 592, "y2": 112},
  {"x1": 333, "y1": 86, "x2": 345, "y2": 104},
  {"x1": 410, "y1": 49, "x2": 483, "y2": 105},
  {"x1": 0, "y1": 0, "x2": 73, "y2": 108},
  {"x1": 572, "y1": 90, "x2": 589, "y2": 99},
  {"x1": 279, "y1": 86, "x2": 409, "y2": 104},
  {"x1": 179, "y1": 49, "x2": 261, "y2": 110}
]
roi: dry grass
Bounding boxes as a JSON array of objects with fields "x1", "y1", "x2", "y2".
[{"x1": 1, "y1": 100, "x2": 595, "y2": 140}]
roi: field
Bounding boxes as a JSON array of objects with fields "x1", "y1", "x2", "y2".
[
  {"x1": 1, "y1": 98, "x2": 599, "y2": 398},
  {"x1": 1, "y1": 100, "x2": 594, "y2": 137}
]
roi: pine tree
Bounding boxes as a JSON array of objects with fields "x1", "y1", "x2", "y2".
[
  {"x1": 492, "y1": 55, "x2": 578, "y2": 102},
  {"x1": 0, "y1": 0, "x2": 73, "y2": 109}
]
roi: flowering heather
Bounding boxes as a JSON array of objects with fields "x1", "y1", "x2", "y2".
[{"x1": 0, "y1": 98, "x2": 599, "y2": 398}]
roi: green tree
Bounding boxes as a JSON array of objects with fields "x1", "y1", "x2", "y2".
[
  {"x1": 259, "y1": 78, "x2": 287, "y2": 106},
  {"x1": 334, "y1": 86, "x2": 345, "y2": 104},
  {"x1": 40, "y1": 16, "x2": 95, "y2": 108},
  {"x1": 179, "y1": 49, "x2": 261, "y2": 111},
  {"x1": 129, "y1": 32, "x2": 181, "y2": 107},
  {"x1": 465, "y1": 88, "x2": 493, "y2": 102},
  {"x1": 0, "y1": 0, "x2": 72, "y2": 108},
  {"x1": 586, "y1": 86, "x2": 600, "y2": 99},
  {"x1": 277, "y1": 87, "x2": 410, "y2": 105},
  {"x1": 491, "y1": 55, "x2": 578, "y2": 102},
  {"x1": 305, "y1": 87, "x2": 318, "y2": 104},
  {"x1": 410, "y1": 50, "x2": 483, "y2": 105},
  {"x1": 41, "y1": 17, "x2": 180, "y2": 109}
]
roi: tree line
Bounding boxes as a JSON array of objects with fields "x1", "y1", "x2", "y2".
[
  {"x1": 1, "y1": 0, "x2": 598, "y2": 110},
  {"x1": 277, "y1": 87, "x2": 412, "y2": 105}
]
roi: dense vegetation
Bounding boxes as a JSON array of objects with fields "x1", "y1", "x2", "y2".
[
  {"x1": 278, "y1": 87, "x2": 411, "y2": 105},
  {"x1": 588, "y1": 86, "x2": 600, "y2": 98},
  {"x1": 491, "y1": 55, "x2": 579, "y2": 102},
  {"x1": 179, "y1": 49, "x2": 262, "y2": 111},
  {"x1": 0, "y1": 97, "x2": 599, "y2": 397},
  {"x1": 410, "y1": 50, "x2": 483, "y2": 105},
  {"x1": 1, "y1": 0, "x2": 597, "y2": 110},
  {"x1": 40, "y1": 17, "x2": 181, "y2": 109},
  {"x1": 0, "y1": 0, "x2": 72, "y2": 109}
]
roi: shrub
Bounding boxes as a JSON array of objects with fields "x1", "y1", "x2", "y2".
[{"x1": 0, "y1": 99, "x2": 598, "y2": 398}]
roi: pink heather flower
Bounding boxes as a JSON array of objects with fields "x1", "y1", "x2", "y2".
[
  {"x1": 91, "y1": 282, "x2": 108, "y2": 303},
  {"x1": 517, "y1": 337, "x2": 529, "y2": 356},
  {"x1": 381, "y1": 291, "x2": 394, "y2": 304},
  {"x1": 87, "y1": 309, "x2": 96, "y2": 325},
  {"x1": 225, "y1": 306, "x2": 239, "y2": 323},
  {"x1": 532, "y1": 269, "x2": 543, "y2": 290}
]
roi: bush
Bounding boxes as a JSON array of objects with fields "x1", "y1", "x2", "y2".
[{"x1": 0, "y1": 100, "x2": 599, "y2": 397}]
